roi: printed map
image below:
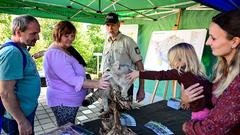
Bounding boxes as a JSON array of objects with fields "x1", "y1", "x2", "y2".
[{"x1": 144, "y1": 29, "x2": 207, "y2": 71}]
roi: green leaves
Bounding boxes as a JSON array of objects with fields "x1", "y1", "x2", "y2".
[
  {"x1": 0, "y1": 14, "x2": 104, "y2": 74},
  {"x1": 0, "y1": 14, "x2": 11, "y2": 43}
]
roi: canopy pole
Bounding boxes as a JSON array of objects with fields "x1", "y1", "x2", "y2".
[
  {"x1": 102, "y1": 0, "x2": 120, "y2": 12},
  {"x1": 229, "y1": 0, "x2": 240, "y2": 9},
  {"x1": 111, "y1": 0, "x2": 156, "y2": 20},
  {"x1": 99, "y1": 0, "x2": 101, "y2": 11},
  {"x1": 70, "y1": 0, "x2": 97, "y2": 12},
  {"x1": 15, "y1": 0, "x2": 68, "y2": 18},
  {"x1": 172, "y1": 9, "x2": 182, "y2": 30},
  {"x1": 169, "y1": 8, "x2": 183, "y2": 99},
  {"x1": 70, "y1": 0, "x2": 96, "y2": 19},
  {"x1": 151, "y1": 80, "x2": 159, "y2": 103},
  {"x1": 96, "y1": 0, "x2": 102, "y2": 13}
]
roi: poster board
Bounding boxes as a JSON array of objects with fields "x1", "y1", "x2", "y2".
[
  {"x1": 102, "y1": 24, "x2": 139, "y2": 43},
  {"x1": 119, "y1": 24, "x2": 139, "y2": 43},
  {"x1": 144, "y1": 29, "x2": 207, "y2": 71}
]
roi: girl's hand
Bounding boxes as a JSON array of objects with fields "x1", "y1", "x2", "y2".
[
  {"x1": 126, "y1": 70, "x2": 140, "y2": 83},
  {"x1": 181, "y1": 83, "x2": 204, "y2": 106}
]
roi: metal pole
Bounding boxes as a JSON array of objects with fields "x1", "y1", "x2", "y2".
[
  {"x1": 97, "y1": 55, "x2": 99, "y2": 77},
  {"x1": 93, "y1": 52, "x2": 102, "y2": 77}
]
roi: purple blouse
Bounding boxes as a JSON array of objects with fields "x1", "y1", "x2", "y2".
[{"x1": 43, "y1": 48, "x2": 87, "y2": 107}]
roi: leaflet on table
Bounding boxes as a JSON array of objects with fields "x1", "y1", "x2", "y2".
[
  {"x1": 45, "y1": 123, "x2": 94, "y2": 135},
  {"x1": 144, "y1": 121, "x2": 174, "y2": 135}
]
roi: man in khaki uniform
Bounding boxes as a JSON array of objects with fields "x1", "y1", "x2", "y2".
[{"x1": 102, "y1": 12, "x2": 145, "y2": 102}]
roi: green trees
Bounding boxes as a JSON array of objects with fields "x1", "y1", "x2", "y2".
[
  {"x1": 0, "y1": 14, "x2": 12, "y2": 43},
  {"x1": 0, "y1": 14, "x2": 104, "y2": 74},
  {"x1": 71, "y1": 23, "x2": 105, "y2": 74},
  {"x1": 85, "y1": 24, "x2": 105, "y2": 73}
]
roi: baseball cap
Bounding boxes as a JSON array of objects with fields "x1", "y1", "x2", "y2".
[{"x1": 105, "y1": 13, "x2": 119, "y2": 24}]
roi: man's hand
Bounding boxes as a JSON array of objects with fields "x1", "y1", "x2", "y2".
[
  {"x1": 17, "y1": 118, "x2": 32, "y2": 135},
  {"x1": 32, "y1": 50, "x2": 45, "y2": 59},
  {"x1": 0, "y1": 80, "x2": 33, "y2": 135},
  {"x1": 135, "y1": 60, "x2": 145, "y2": 102},
  {"x1": 126, "y1": 70, "x2": 139, "y2": 83},
  {"x1": 136, "y1": 87, "x2": 145, "y2": 102}
]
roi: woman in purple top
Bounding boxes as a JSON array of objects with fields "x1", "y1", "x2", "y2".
[
  {"x1": 43, "y1": 21, "x2": 110, "y2": 127},
  {"x1": 127, "y1": 43, "x2": 213, "y2": 120}
]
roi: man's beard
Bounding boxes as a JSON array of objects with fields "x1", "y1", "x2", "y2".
[
  {"x1": 26, "y1": 41, "x2": 36, "y2": 46},
  {"x1": 109, "y1": 31, "x2": 119, "y2": 37}
]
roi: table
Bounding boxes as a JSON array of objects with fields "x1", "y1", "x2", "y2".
[{"x1": 80, "y1": 100, "x2": 191, "y2": 135}]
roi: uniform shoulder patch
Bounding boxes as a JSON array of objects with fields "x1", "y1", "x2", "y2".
[{"x1": 135, "y1": 47, "x2": 140, "y2": 54}]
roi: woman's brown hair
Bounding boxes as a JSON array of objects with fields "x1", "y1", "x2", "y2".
[{"x1": 53, "y1": 21, "x2": 76, "y2": 42}]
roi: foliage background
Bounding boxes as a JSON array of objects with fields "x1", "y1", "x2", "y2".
[{"x1": 0, "y1": 14, "x2": 105, "y2": 74}]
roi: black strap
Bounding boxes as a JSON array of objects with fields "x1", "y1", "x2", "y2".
[
  {"x1": 0, "y1": 42, "x2": 28, "y2": 115},
  {"x1": 1, "y1": 42, "x2": 27, "y2": 70},
  {"x1": 67, "y1": 46, "x2": 87, "y2": 67}
]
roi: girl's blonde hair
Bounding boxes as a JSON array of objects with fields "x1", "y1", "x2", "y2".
[
  {"x1": 168, "y1": 42, "x2": 206, "y2": 78},
  {"x1": 211, "y1": 10, "x2": 240, "y2": 97}
]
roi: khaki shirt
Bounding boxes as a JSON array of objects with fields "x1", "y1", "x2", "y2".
[{"x1": 101, "y1": 32, "x2": 142, "y2": 72}]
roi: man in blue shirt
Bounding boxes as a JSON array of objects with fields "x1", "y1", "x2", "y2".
[{"x1": 0, "y1": 15, "x2": 41, "y2": 135}]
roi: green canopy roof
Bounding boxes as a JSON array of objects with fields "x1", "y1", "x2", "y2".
[{"x1": 0, "y1": 0, "x2": 211, "y2": 24}]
